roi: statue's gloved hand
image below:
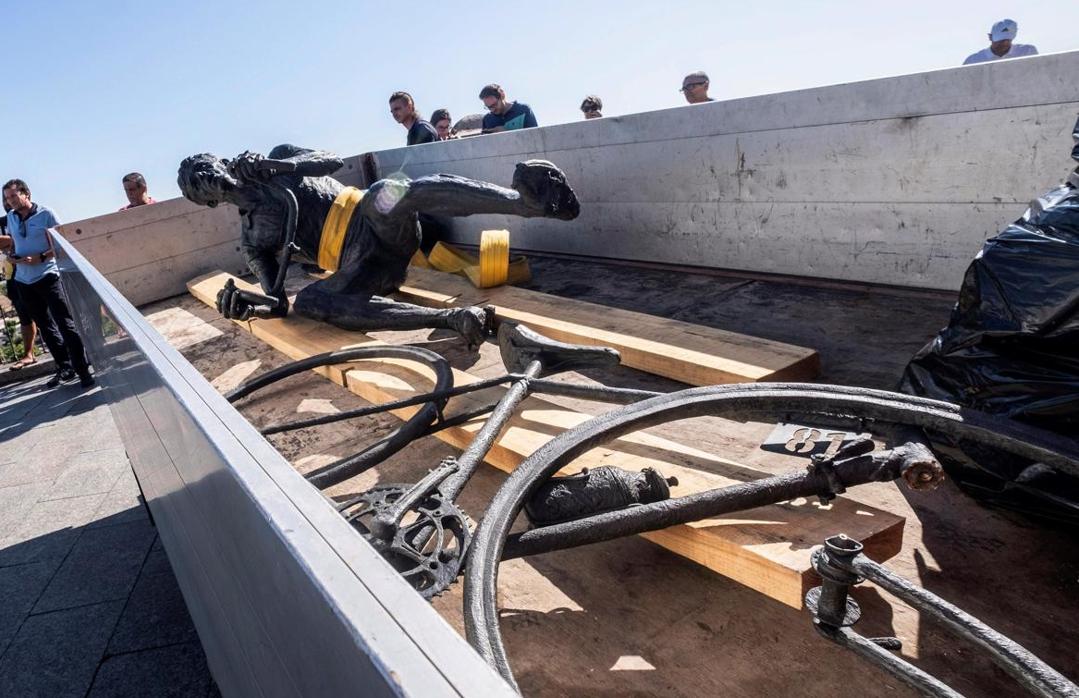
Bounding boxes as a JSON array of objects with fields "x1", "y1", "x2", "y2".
[
  {"x1": 228, "y1": 150, "x2": 268, "y2": 184},
  {"x1": 216, "y1": 278, "x2": 289, "y2": 321}
]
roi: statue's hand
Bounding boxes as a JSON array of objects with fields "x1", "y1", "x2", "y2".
[
  {"x1": 228, "y1": 151, "x2": 268, "y2": 184},
  {"x1": 216, "y1": 279, "x2": 289, "y2": 321}
]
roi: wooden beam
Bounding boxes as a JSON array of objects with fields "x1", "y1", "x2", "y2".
[
  {"x1": 397, "y1": 267, "x2": 820, "y2": 385},
  {"x1": 188, "y1": 271, "x2": 902, "y2": 609}
]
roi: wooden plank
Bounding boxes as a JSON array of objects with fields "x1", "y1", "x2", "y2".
[
  {"x1": 188, "y1": 271, "x2": 902, "y2": 609},
  {"x1": 397, "y1": 266, "x2": 820, "y2": 385}
]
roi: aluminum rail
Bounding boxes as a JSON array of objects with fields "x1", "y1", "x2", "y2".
[{"x1": 51, "y1": 230, "x2": 515, "y2": 698}]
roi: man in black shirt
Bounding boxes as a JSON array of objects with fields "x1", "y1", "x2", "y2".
[{"x1": 389, "y1": 92, "x2": 438, "y2": 146}]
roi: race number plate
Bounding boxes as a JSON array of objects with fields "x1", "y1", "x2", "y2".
[{"x1": 761, "y1": 422, "x2": 864, "y2": 459}]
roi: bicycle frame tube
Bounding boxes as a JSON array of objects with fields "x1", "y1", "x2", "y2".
[{"x1": 810, "y1": 535, "x2": 1079, "y2": 698}]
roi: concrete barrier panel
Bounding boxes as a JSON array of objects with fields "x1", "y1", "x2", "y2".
[
  {"x1": 53, "y1": 233, "x2": 516, "y2": 697},
  {"x1": 59, "y1": 51, "x2": 1079, "y2": 304},
  {"x1": 356, "y1": 51, "x2": 1079, "y2": 290},
  {"x1": 60, "y1": 198, "x2": 247, "y2": 307}
]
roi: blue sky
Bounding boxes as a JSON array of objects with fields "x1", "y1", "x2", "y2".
[{"x1": 4, "y1": 0, "x2": 1077, "y2": 221}]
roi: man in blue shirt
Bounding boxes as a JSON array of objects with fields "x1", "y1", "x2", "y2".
[
  {"x1": 2, "y1": 179, "x2": 93, "y2": 388},
  {"x1": 479, "y1": 84, "x2": 538, "y2": 134},
  {"x1": 1, "y1": 201, "x2": 49, "y2": 370}
]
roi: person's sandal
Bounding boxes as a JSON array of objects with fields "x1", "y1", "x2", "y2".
[{"x1": 9, "y1": 356, "x2": 37, "y2": 371}]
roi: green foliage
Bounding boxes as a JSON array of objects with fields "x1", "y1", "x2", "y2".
[{"x1": 1, "y1": 316, "x2": 40, "y2": 364}]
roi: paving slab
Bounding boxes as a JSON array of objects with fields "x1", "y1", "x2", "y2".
[
  {"x1": 108, "y1": 549, "x2": 200, "y2": 654},
  {"x1": 88, "y1": 641, "x2": 214, "y2": 698},
  {"x1": 0, "y1": 482, "x2": 50, "y2": 534},
  {"x1": 0, "y1": 600, "x2": 125, "y2": 698},
  {"x1": 33, "y1": 519, "x2": 156, "y2": 614},
  {"x1": 88, "y1": 469, "x2": 149, "y2": 530},
  {"x1": 0, "y1": 455, "x2": 72, "y2": 489},
  {"x1": 0, "y1": 493, "x2": 107, "y2": 568},
  {"x1": 0, "y1": 560, "x2": 60, "y2": 657},
  {"x1": 0, "y1": 374, "x2": 216, "y2": 695},
  {"x1": 42, "y1": 447, "x2": 129, "y2": 502}
]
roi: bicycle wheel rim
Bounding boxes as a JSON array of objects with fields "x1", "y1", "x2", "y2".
[{"x1": 463, "y1": 383, "x2": 1079, "y2": 689}]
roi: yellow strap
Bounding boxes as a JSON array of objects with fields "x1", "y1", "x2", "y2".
[
  {"x1": 477, "y1": 229, "x2": 509, "y2": 288},
  {"x1": 318, "y1": 187, "x2": 364, "y2": 272},
  {"x1": 420, "y1": 232, "x2": 527, "y2": 288},
  {"x1": 408, "y1": 249, "x2": 433, "y2": 269},
  {"x1": 426, "y1": 241, "x2": 476, "y2": 273}
]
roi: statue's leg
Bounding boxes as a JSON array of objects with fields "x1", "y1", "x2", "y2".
[
  {"x1": 293, "y1": 277, "x2": 489, "y2": 348},
  {"x1": 382, "y1": 161, "x2": 580, "y2": 222}
]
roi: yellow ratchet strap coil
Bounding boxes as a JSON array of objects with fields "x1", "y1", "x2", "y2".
[
  {"x1": 419, "y1": 230, "x2": 529, "y2": 288},
  {"x1": 318, "y1": 187, "x2": 365, "y2": 272},
  {"x1": 474, "y1": 229, "x2": 509, "y2": 288}
]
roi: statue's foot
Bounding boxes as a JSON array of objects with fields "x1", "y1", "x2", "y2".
[
  {"x1": 512, "y1": 160, "x2": 580, "y2": 220},
  {"x1": 448, "y1": 306, "x2": 490, "y2": 349}
]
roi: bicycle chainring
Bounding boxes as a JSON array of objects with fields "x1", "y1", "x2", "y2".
[{"x1": 340, "y1": 484, "x2": 472, "y2": 599}]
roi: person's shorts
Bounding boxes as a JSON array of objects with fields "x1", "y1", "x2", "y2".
[{"x1": 5, "y1": 278, "x2": 34, "y2": 327}]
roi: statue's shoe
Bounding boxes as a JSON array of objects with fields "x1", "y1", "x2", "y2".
[{"x1": 513, "y1": 160, "x2": 580, "y2": 220}]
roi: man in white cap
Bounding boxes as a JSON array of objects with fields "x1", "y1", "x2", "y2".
[{"x1": 963, "y1": 19, "x2": 1038, "y2": 65}]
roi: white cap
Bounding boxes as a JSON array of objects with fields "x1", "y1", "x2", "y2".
[{"x1": 990, "y1": 19, "x2": 1017, "y2": 42}]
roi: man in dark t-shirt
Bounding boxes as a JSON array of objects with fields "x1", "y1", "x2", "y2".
[
  {"x1": 389, "y1": 91, "x2": 438, "y2": 146},
  {"x1": 479, "y1": 84, "x2": 538, "y2": 134}
]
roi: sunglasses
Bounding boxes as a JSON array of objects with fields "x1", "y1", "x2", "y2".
[{"x1": 680, "y1": 82, "x2": 707, "y2": 92}]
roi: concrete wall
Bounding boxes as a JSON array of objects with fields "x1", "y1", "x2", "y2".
[
  {"x1": 60, "y1": 50, "x2": 1079, "y2": 304},
  {"x1": 55, "y1": 234, "x2": 516, "y2": 697},
  {"x1": 59, "y1": 198, "x2": 248, "y2": 307},
  {"x1": 354, "y1": 50, "x2": 1079, "y2": 291}
]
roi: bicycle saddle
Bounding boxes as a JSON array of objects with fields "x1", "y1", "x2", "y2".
[{"x1": 498, "y1": 323, "x2": 620, "y2": 376}]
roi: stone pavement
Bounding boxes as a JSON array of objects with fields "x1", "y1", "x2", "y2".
[{"x1": 0, "y1": 374, "x2": 218, "y2": 697}]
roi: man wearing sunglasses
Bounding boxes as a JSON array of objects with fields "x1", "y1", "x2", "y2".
[
  {"x1": 2, "y1": 179, "x2": 93, "y2": 389},
  {"x1": 1, "y1": 200, "x2": 46, "y2": 372},
  {"x1": 680, "y1": 71, "x2": 714, "y2": 105},
  {"x1": 479, "y1": 84, "x2": 538, "y2": 134}
]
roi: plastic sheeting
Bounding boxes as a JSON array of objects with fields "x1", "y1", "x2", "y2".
[{"x1": 899, "y1": 115, "x2": 1079, "y2": 523}]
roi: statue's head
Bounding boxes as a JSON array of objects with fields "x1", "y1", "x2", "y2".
[
  {"x1": 513, "y1": 160, "x2": 580, "y2": 221},
  {"x1": 177, "y1": 153, "x2": 238, "y2": 208}
]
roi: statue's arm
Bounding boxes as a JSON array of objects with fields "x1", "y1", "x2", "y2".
[
  {"x1": 241, "y1": 241, "x2": 281, "y2": 296},
  {"x1": 267, "y1": 144, "x2": 345, "y2": 177},
  {"x1": 383, "y1": 174, "x2": 525, "y2": 219},
  {"x1": 228, "y1": 145, "x2": 344, "y2": 184},
  {"x1": 377, "y1": 162, "x2": 578, "y2": 222}
]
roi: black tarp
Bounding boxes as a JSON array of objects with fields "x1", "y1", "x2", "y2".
[{"x1": 898, "y1": 115, "x2": 1079, "y2": 523}]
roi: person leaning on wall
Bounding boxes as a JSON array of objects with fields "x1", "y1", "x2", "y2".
[
  {"x1": 389, "y1": 91, "x2": 438, "y2": 146},
  {"x1": 119, "y1": 172, "x2": 156, "y2": 211},
  {"x1": 2, "y1": 179, "x2": 94, "y2": 389},
  {"x1": 680, "y1": 71, "x2": 714, "y2": 104},
  {"x1": 479, "y1": 84, "x2": 538, "y2": 134},
  {"x1": 430, "y1": 109, "x2": 454, "y2": 140},
  {"x1": 963, "y1": 19, "x2": 1038, "y2": 65},
  {"x1": 580, "y1": 95, "x2": 602, "y2": 119}
]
